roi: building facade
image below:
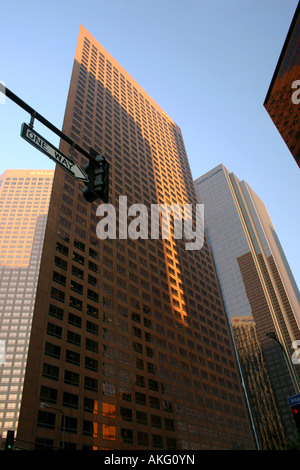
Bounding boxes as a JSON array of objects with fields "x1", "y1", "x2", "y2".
[
  {"x1": 15, "y1": 26, "x2": 256, "y2": 450},
  {"x1": 264, "y1": 2, "x2": 300, "y2": 167},
  {"x1": 0, "y1": 169, "x2": 54, "y2": 441},
  {"x1": 195, "y1": 164, "x2": 300, "y2": 449}
]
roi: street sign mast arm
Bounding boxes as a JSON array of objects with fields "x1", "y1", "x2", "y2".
[{"x1": 0, "y1": 84, "x2": 93, "y2": 163}]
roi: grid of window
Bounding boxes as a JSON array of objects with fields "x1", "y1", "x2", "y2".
[{"x1": 0, "y1": 171, "x2": 53, "y2": 267}]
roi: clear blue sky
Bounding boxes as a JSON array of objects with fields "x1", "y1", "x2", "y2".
[{"x1": 0, "y1": 0, "x2": 299, "y2": 288}]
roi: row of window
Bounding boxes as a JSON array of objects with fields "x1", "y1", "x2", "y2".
[{"x1": 46, "y1": 305, "x2": 240, "y2": 412}]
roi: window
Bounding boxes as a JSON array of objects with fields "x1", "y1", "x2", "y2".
[
  {"x1": 150, "y1": 396, "x2": 160, "y2": 409},
  {"x1": 49, "y1": 304, "x2": 64, "y2": 320},
  {"x1": 88, "y1": 260, "x2": 98, "y2": 272},
  {"x1": 152, "y1": 434, "x2": 163, "y2": 449},
  {"x1": 39, "y1": 386, "x2": 57, "y2": 405},
  {"x1": 69, "y1": 296, "x2": 82, "y2": 311},
  {"x1": 166, "y1": 437, "x2": 177, "y2": 449},
  {"x1": 87, "y1": 304, "x2": 99, "y2": 318},
  {"x1": 53, "y1": 271, "x2": 67, "y2": 286},
  {"x1": 86, "y1": 337, "x2": 98, "y2": 353},
  {"x1": 42, "y1": 363, "x2": 59, "y2": 381},
  {"x1": 72, "y1": 265, "x2": 84, "y2": 280},
  {"x1": 135, "y1": 375, "x2": 145, "y2": 387},
  {"x1": 85, "y1": 356, "x2": 98, "y2": 371},
  {"x1": 45, "y1": 342, "x2": 61, "y2": 359},
  {"x1": 73, "y1": 251, "x2": 84, "y2": 265},
  {"x1": 87, "y1": 289, "x2": 99, "y2": 302},
  {"x1": 136, "y1": 410, "x2": 147, "y2": 425},
  {"x1": 151, "y1": 414, "x2": 162, "y2": 428},
  {"x1": 86, "y1": 320, "x2": 98, "y2": 335},
  {"x1": 47, "y1": 322, "x2": 62, "y2": 339},
  {"x1": 37, "y1": 410, "x2": 55, "y2": 429},
  {"x1": 74, "y1": 239, "x2": 85, "y2": 252},
  {"x1": 165, "y1": 418, "x2": 175, "y2": 430},
  {"x1": 67, "y1": 330, "x2": 81, "y2": 346},
  {"x1": 54, "y1": 256, "x2": 68, "y2": 271},
  {"x1": 68, "y1": 312, "x2": 82, "y2": 328},
  {"x1": 71, "y1": 280, "x2": 83, "y2": 295},
  {"x1": 83, "y1": 420, "x2": 95, "y2": 436},
  {"x1": 88, "y1": 274, "x2": 97, "y2": 286},
  {"x1": 137, "y1": 431, "x2": 149, "y2": 446},
  {"x1": 84, "y1": 376, "x2": 98, "y2": 391},
  {"x1": 66, "y1": 349, "x2": 80, "y2": 366},
  {"x1": 148, "y1": 379, "x2": 158, "y2": 391},
  {"x1": 135, "y1": 392, "x2": 146, "y2": 405},
  {"x1": 119, "y1": 387, "x2": 131, "y2": 402},
  {"x1": 51, "y1": 287, "x2": 65, "y2": 303},
  {"x1": 89, "y1": 247, "x2": 97, "y2": 258},
  {"x1": 64, "y1": 370, "x2": 79, "y2": 386},
  {"x1": 56, "y1": 241, "x2": 69, "y2": 256},
  {"x1": 84, "y1": 397, "x2": 97, "y2": 413},
  {"x1": 102, "y1": 403, "x2": 116, "y2": 418},
  {"x1": 65, "y1": 416, "x2": 78, "y2": 434}
]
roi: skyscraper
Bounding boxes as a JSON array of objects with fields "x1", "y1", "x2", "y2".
[
  {"x1": 264, "y1": 2, "x2": 300, "y2": 167},
  {"x1": 15, "y1": 26, "x2": 255, "y2": 450},
  {"x1": 0, "y1": 169, "x2": 54, "y2": 439},
  {"x1": 195, "y1": 164, "x2": 300, "y2": 449}
]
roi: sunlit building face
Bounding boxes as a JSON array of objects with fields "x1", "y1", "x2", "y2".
[{"x1": 0, "y1": 170, "x2": 54, "y2": 440}]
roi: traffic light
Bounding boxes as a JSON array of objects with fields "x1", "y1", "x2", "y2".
[
  {"x1": 5, "y1": 430, "x2": 14, "y2": 450},
  {"x1": 291, "y1": 404, "x2": 300, "y2": 432},
  {"x1": 82, "y1": 151, "x2": 109, "y2": 204}
]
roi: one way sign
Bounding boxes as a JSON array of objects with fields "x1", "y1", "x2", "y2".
[{"x1": 21, "y1": 123, "x2": 88, "y2": 182}]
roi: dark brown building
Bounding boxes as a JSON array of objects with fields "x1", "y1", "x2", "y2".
[
  {"x1": 264, "y1": 2, "x2": 300, "y2": 167},
  {"x1": 16, "y1": 26, "x2": 255, "y2": 450}
]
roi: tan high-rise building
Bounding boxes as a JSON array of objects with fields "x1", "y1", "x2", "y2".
[
  {"x1": 0, "y1": 169, "x2": 54, "y2": 440},
  {"x1": 15, "y1": 26, "x2": 256, "y2": 450}
]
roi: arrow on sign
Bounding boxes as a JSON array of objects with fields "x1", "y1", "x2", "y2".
[{"x1": 21, "y1": 123, "x2": 88, "y2": 182}]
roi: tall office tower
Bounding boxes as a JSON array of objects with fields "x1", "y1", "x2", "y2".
[
  {"x1": 0, "y1": 169, "x2": 54, "y2": 442},
  {"x1": 16, "y1": 26, "x2": 255, "y2": 450},
  {"x1": 195, "y1": 164, "x2": 300, "y2": 449},
  {"x1": 264, "y1": 2, "x2": 300, "y2": 168}
]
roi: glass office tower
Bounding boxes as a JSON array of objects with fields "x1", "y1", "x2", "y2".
[
  {"x1": 264, "y1": 2, "x2": 300, "y2": 167},
  {"x1": 14, "y1": 26, "x2": 256, "y2": 450},
  {"x1": 0, "y1": 169, "x2": 54, "y2": 441},
  {"x1": 195, "y1": 164, "x2": 300, "y2": 449}
]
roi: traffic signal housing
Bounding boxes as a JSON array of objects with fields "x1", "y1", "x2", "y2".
[
  {"x1": 5, "y1": 430, "x2": 14, "y2": 450},
  {"x1": 291, "y1": 404, "x2": 300, "y2": 432},
  {"x1": 82, "y1": 151, "x2": 109, "y2": 204}
]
